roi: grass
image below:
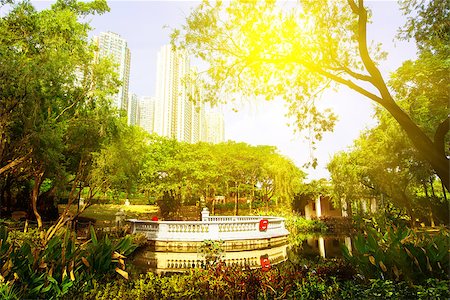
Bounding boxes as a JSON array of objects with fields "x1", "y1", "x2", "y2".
[{"x1": 58, "y1": 204, "x2": 159, "y2": 224}]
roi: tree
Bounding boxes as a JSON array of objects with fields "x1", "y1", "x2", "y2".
[
  {"x1": 0, "y1": 0, "x2": 114, "y2": 229},
  {"x1": 172, "y1": 0, "x2": 449, "y2": 190},
  {"x1": 91, "y1": 122, "x2": 150, "y2": 200},
  {"x1": 328, "y1": 114, "x2": 449, "y2": 224}
]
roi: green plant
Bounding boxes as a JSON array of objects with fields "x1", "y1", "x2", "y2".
[
  {"x1": 82, "y1": 226, "x2": 137, "y2": 282},
  {"x1": 0, "y1": 225, "x2": 138, "y2": 299},
  {"x1": 342, "y1": 225, "x2": 449, "y2": 283},
  {"x1": 416, "y1": 278, "x2": 450, "y2": 300},
  {"x1": 197, "y1": 240, "x2": 224, "y2": 267},
  {"x1": 285, "y1": 215, "x2": 328, "y2": 234},
  {"x1": 157, "y1": 191, "x2": 180, "y2": 220},
  {"x1": 0, "y1": 282, "x2": 19, "y2": 300}
]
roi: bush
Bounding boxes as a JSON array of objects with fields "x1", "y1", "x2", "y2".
[
  {"x1": 73, "y1": 258, "x2": 450, "y2": 299},
  {"x1": 342, "y1": 224, "x2": 449, "y2": 283},
  {"x1": 0, "y1": 225, "x2": 138, "y2": 299},
  {"x1": 285, "y1": 215, "x2": 328, "y2": 234},
  {"x1": 157, "y1": 191, "x2": 181, "y2": 220}
]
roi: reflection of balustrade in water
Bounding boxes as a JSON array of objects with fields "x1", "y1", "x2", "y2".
[{"x1": 132, "y1": 243, "x2": 289, "y2": 273}]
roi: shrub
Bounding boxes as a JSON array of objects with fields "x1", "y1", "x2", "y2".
[
  {"x1": 285, "y1": 215, "x2": 328, "y2": 234},
  {"x1": 0, "y1": 225, "x2": 138, "y2": 299},
  {"x1": 342, "y1": 224, "x2": 449, "y2": 283},
  {"x1": 157, "y1": 191, "x2": 180, "y2": 220}
]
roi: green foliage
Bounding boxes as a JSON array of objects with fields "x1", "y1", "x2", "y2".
[
  {"x1": 342, "y1": 224, "x2": 449, "y2": 283},
  {"x1": 0, "y1": 282, "x2": 19, "y2": 300},
  {"x1": 142, "y1": 138, "x2": 304, "y2": 214},
  {"x1": 197, "y1": 240, "x2": 224, "y2": 266},
  {"x1": 291, "y1": 274, "x2": 339, "y2": 300},
  {"x1": 0, "y1": 225, "x2": 137, "y2": 299},
  {"x1": 285, "y1": 215, "x2": 328, "y2": 234},
  {"x1": 338, "y1": 279, "x2": 449, "y2": 300},
  {"x1": 156, "y1": 191, "x2": 180, "y2": 220},
  {"x1": 74, "y1": 259, "x2": 450, "y2": 299},
  {"x1": 0, "y1": 0, "x2": 120, "y2": 226},
  {"x1": 172, "y1": 0, "x2": 449, "y2": 191}
]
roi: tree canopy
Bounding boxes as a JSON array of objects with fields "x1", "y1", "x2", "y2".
[
  {"x1": 172, "y1": 0, "x2": 449, "y2": 190},
  {"x1": 0, "y1": 0, "x2": 118, "y2": 228}
]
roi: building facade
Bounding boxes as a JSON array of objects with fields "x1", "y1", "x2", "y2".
[
  {"x1": 201, "y1": 110, "x2": 225, "y2": 144},
  {"x1": 94, "y1": 31, "x2": 131, "y2": 113},
  {"x1": 138, "y1": 96, "x2": 156, "y2": 134},
  {"x1": 154, "y1": 45, "x2": 202, "y2": 143},
  {"x1": 127, "y1": 93, "x2": 139, "y2": 126}
]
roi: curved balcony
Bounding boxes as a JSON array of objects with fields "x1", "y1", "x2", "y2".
[{"x1": 127, "y1": 208, "x2": 289, "y2": 252}]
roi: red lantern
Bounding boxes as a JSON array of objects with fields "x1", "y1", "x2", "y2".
[
  {"x1": 260, "y1": 256, "x2": 271, "y2": 271},
  {"x1": 151, "y1": 216, "x2": 159, "y2": 221},
  {"x1": 259, "y1": 219, "x2": 268, "y2": 231}
]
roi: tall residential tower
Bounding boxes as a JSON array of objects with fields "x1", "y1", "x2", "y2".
[
  {"x1": 154, "y1": 45, "x2": 201, "y2": 143},
  {"x1": 94, "y1": 31, "x2": 131, "y2": 112}
]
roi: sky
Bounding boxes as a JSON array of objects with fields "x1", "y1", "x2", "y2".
[{"x1": 32, "y1": 0, "x2": 417, "y2": 181}]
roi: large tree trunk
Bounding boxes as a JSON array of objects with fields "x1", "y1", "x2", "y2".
[
  {"x1": 31, "y1": 170, "x2": 45, "y2": 230},
  {"x1": 380, "y1": 100, "x2": 449, "y2": 192}
]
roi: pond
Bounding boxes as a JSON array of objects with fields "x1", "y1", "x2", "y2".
[{"x1": 129, "y1": 234, "x2": 352, "y2": 275}]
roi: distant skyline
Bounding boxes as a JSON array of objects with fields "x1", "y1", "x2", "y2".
[{"x1": 31, "y1": 0, "x2": 417, "y2": 180}]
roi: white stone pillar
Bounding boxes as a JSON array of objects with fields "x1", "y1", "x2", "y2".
[
  {"x1": 344, "y1": 236, "x2": 352, "y2": 256},
  {"x1": 201, "y1": 207, "x2": 210, "y2": 221},
  {"x1": 361, "y1": 200, "x2": 367, "y2": 213},
  {"x1": 318, "y1": 237, "x2": 326, "y2": 258},
  {"x1": 370, "y1": 198, "x2": 377, "y2": 213},
  {"x1": 315, "y1": 196, "x2": 322, "y2": 218},
  {"x1": 341, "y1": 198, "x2": 348, "y2": 217}
]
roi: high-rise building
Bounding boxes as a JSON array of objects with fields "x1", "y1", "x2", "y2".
[
  {"x1": 152, "y1": 45, "x2": 225, "y2": 144},
  {"x1": 154, "y1": 45, "x2": 201, "y2": 143},
  {"x1": 138, "y1": 96, "x2": 155, "y2": 134},
  {"x1": 127, "y1": 93, "x2": 139, "y2": 126},
  {"x1": 201, "y1": 109, "x2": 225, "y2": 144},
  {"x1": 94, "y1": 31, "x2": 131, "y2": 112}
]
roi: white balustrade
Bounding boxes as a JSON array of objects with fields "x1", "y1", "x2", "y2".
[{"x1": 128, "y1": 215, "x2": 289, "y2": 242}]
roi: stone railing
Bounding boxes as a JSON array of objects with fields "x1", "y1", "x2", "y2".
[{"x1": 127, "y1": 208, "x2": 289, "y2": 243}]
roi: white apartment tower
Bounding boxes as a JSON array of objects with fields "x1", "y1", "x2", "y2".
[
  {"x1": 154, "y1": 45, "x2": 201, "y2": 143},
  {"x1": 201, "y1": 110, "x2": 225, "y2": 144},
  {"x1": 138, "y1": 96, "x2": 156, "y2": 134},
  {"x1": 128, "y1": 93, "x2": 139, "y2": 126},
  {"x1": 95, "y1": 32, "x2": 131, "y2": 112}
]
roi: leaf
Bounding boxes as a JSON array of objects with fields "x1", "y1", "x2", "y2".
[
  {"x1": 81, "y1": 256, "x2": 90, "y2": 267},
  {"x1": 369, "y1": 256, "x2": 376, "y2": 265},
  {"x1": 115, "y1": 267, "x2": 129, "y2": 280},
  {"x1": 404, "y1": 247, "x2": 414, "y2": 259},
  {"x1": 119, "y1": 258, "x2": 125, "y2": 268},
  {"x1": 70, "y1": 269, "x2": 75, "y2": 281},
  {"x1": 379, "y1": 261, "x2": 387, "y2": 272},
  {"x1": 426, "y1": 256, "x2": 432, "y2": 272},
  {"x1": 392, "y1": 265, "x2": 400, "y2": 280},
  {"x1": 112, "y1": 251, "x2": 126, "y2": 259},
  {"x1": 90, "y1": 226, "x2": 97, "y2": 245}
]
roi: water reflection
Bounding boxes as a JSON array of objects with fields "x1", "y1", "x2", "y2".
[
  {"x1": 289, "y1": 235, "x2": 351, "y2": 260},
  {"x1": 130, "y1": 235, "x2": 351, "y2": 274},
  {"x1": 131, "y1": 243, "x2": 289, "y2": 274}
]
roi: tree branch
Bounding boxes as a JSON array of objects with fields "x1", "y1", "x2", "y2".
[
  {"x1": 434, "y1": 116, "x2": 449, "y2": 155},
  {"x1": 0, "y1": 150, "x2": 32, "y2": 175},
  {"x1": 353, "y1": 0, "x2": 393, "y2": 101}
]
